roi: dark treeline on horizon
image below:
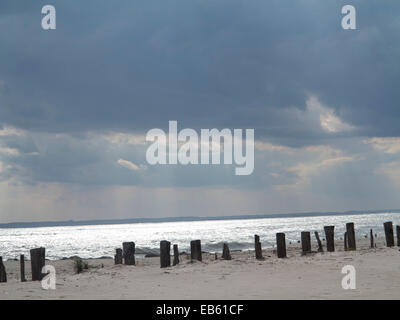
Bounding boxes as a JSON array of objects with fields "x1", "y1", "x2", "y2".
[{"x1": 0, "y1": 209, "x2": 399, "y2": 229}]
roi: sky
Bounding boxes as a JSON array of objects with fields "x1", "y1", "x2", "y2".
[{"x1": 1, "y1": 0, "x2": 400, "y2": 222}]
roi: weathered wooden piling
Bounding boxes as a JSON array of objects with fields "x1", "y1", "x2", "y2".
[
  {"x1": 0, "y1": 257, "x2": 6, "y2": 283},
  {"x1": 114, "y1": 248, "x2": 123, "y2": 265},
  {"x1": 346, "y1": 223, "x2": 356, "y2": 250},
  {"x1": 344, "y1": 232, "x2": 348, "y2": 251},
  {"x1": 254, "y1": 235, "x2": 263, "y2": 260},
  {"x1": 324, "y1": 226, "x2": 335, "y2": 252},
  {"x1": 397, "y1": 225, "x2": 400, "y2": 247},
  {"x1": 190, "y1": 240, "x2": 202, "y2": 262},
  {"x1": 301, "y1": 231, "x2": 311, "y2": 254},
  {"x1": 276, "y1": 233, "x2": 287, "y2": 258},
  {"x1": 160, "y1": 240, "x2": 171, "y2": 268},
  {"x1": 122, "y1": 242, "x2": 136, "y2": 265},
  {"x1": 222, "y1": 243, "x2": 232, "y2": 260},
  {"x1": 383, "y1": 221, "x2": 394, "y2": 247},
  {"x1": 370, "y1": 229, "x2": 374, "y2": 249},
  {"x1": 314, "y1": 231, "x2": 324, "y2": 252},
  {"x1": 173, "y1": 244, "x2": 179, "y2": 266},
  {"x1": 30, "y1": 247, "x2": 45, "y2": 281},
  {"x1": 20, "y1": 254, "x2": 26, "y2": 282}
]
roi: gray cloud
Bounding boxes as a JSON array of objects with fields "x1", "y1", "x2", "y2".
[
  {"x1": 1, "y1": 1, "x2": 400, "y2": 221},
  {"x1": 0, "y1": 0, "x2": 399, "y2": 143}
]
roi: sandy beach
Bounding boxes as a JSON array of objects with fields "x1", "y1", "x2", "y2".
[{"x1": 0, "y1": 237, "x2": 399, "y2": 300}]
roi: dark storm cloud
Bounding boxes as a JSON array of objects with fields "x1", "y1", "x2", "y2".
[
  {"x1": 0, "y1": 0, "x2": 399, "y2": 144},
  {"x1": 1, "y1": 0, "x2": 400, "y2": 205}
]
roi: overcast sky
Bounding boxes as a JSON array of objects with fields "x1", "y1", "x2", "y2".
[{"x1": 1, "y1": 0, "x2": 400, "y2": 222}]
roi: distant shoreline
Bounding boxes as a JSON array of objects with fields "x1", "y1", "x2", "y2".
[{"x1": 1, "y1": 209, "x2": 399, "y2": 229}]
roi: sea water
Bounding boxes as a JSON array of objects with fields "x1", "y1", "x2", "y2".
[{"x1": 0, "y1": 212, "x2": 399, "y2": 260}]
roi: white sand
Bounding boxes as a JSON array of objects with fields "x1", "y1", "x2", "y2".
[{"x1": 1, "y1": 237, "x2": 399, "y2": 300}]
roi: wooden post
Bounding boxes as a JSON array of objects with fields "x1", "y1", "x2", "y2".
[
  {"x1": 30, "y1": 247, "x2": 45, "y2": 281},
  {"x1": 190, "y1": 240, "x2": 202, "y2": 262},
  {"x1": 314, "y1": 231, "x2": 323, "y2": 252},
  {"x1": 222, "y1": 243, "x2": 232, "y2": 260},
  {"x1": 20, "y1": 254, "x2": 26, "y2": 282},
  {"x1": 122, "y1": 242, "x2": 135, "y2": 265},
  {"x1": 397, "y1": 225, "x2": 400, "y2": 247},
  {"x1": 346, "y1": 223, "x2": 356, "y2": 250},
  {"x1": 276, "y1": 233, "x2": 286, "y2": 258},
  {"x1": 114, "y1": 248, "x2": 123, "y2": 265},
  {"x1": 383, "y1": 221, "x2": 394, "y2": 247},
  {"x1": 324, "y1": 226, "x2": 335, "y2": 252},
  {"x1": 301, "y1": 231, "x2": 311, "y2": 254},
  {"x1": 0, "y1": 257, "x2": 6, "y2": 283},
  {"x1": 254, "y1": 235, "x2": 263, "y2": 260},
  {"x1": 173, "y1": 244, "x2": 179, "y2": 266},
  {"x1": 160, "y1": 240, "x2": 171, "y2": 268},
  {"x1": 344, "y1": 232, "x2": 348, "y2": 251},
  {"x1": 370, "y1": 229, "x2": 374, "y2": 249}
]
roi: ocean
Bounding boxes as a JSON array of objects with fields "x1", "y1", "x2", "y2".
[{"x1": 0, "y1": 212, "x2": 399, "y2": 260}]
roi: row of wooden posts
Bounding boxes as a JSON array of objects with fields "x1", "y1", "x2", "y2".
[
  {"x1": 113, "y1": 221, "x2": 400, "y2": 268},
  {"x1": 114, "y1": 239, "x2": 207, "y2": 268},
  {"x1": 0, "y1": 221, "x2": 399, "y2": 281},
  {"x1": 271, "y1": 221, "x2": 399, "y2": 258},
  {"x1": 0, "y1": 247, "x2": 46, "y2": 283}
]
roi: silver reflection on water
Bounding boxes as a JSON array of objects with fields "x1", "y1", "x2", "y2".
[{"x1": 0, "y1": 212, "x2": 398, "y2": 260}]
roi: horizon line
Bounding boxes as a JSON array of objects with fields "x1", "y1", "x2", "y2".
[{"x1": 0, "y1": 209, "x2": 399, "y2": 229}]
